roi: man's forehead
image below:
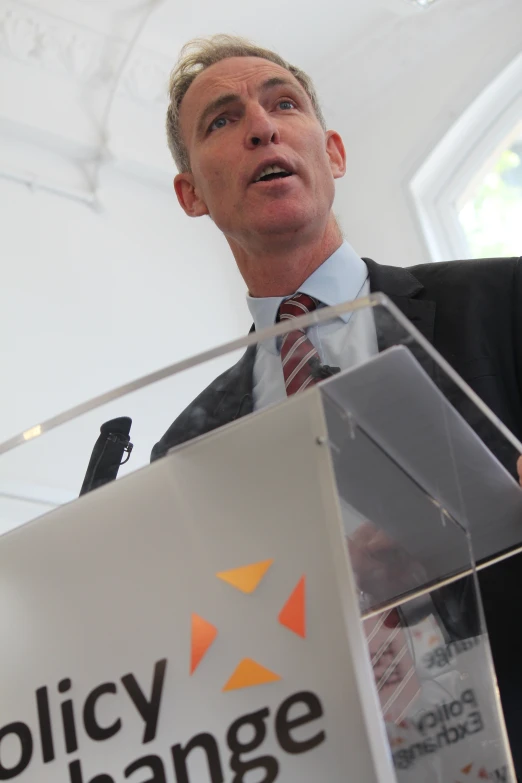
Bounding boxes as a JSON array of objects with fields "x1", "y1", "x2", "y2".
[
  {"x1": 188, "y1": 56, "x2": 299, "y2": 99},
  {"x1": 180, "y1": 57, "x2": 303, "y2": 131}
]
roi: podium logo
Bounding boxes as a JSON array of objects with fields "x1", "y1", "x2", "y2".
[
  {"x1": 190, "y1": 559, "x2": 306, "y2": 690},
  {"x1": 0, "y1": 560, "x2": 325, "y2": 783}
]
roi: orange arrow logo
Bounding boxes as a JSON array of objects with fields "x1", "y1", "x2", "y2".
[
  {"x1": 216, "y1": 559, "x2": 273, "y2": 594},
  {"x1": 192, "y1": 560, "x2": 307, "y2": 690},
  {"x1": 190, "y1": 614, "x2": 217, "y2": 674},
  {"x1": 279, "y1": 576, "x2": 306, "y2": 638},
  {"x1": 223, "y1": 659, "x2": 281, "y2": 691}
]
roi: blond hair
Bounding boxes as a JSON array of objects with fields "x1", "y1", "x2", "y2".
[{"x1": 166, "y1": 34, "x2": 326, "y2": 172}]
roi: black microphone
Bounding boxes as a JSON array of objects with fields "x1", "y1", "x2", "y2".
[
  {"x1": 308, "y1": 357, "x2": 341, "y2": 380},
  {"x1": 79, "y1": 417, "x2": 133, "y2": 496}
]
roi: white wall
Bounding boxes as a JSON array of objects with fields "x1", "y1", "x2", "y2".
[{"x1": 0, "y1": 171, "x2": 249, "y2": 442}]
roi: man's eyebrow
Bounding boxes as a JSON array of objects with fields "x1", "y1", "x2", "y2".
[
  {"x1": 197, "y1": 93, "x2": 240, "y2": 137},
  {"x1": 260, "y1": 76, "x2": 300, "y2": 93},
  {"x1": 259, "y1": 76, "x2": 309, "y2": 102},
  {"x1": 196, "y1": 77, "x2": 307, "y2": 137}
]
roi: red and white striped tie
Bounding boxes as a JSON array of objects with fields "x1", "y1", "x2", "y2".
[
  {"x1": 363, "y1": 608, "x2": 420, "y2": 723},
  {"x1": 278, "y1": 293, "x2": 321, "y2": 395},
  {"x1": 278, "y1": 293, "x2": 420, "y2": 725}
]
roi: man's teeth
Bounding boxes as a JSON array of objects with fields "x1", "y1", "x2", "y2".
[{"x1": 254, "y1": 164, "x2": 290, "y2": 182}]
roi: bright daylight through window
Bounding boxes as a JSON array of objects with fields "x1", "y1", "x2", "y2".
[{"x1": 457, "y1": 120, "x2": 522, "y2": 258}]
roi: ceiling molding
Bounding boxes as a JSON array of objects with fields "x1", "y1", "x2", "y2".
[
  {"x1": 0, "y1": 1, "x2": 170, "y2": 104},
  {"x1": 121, "y1": 50, "x2": 170, "y2": 104},
  {"x1": 73, "y1": 0, "x2": 155, "y2": 9}
]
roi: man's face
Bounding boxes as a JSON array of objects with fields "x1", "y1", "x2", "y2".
[{"x1": 174, "y1": 57, "x2": 345, "y2": 247}]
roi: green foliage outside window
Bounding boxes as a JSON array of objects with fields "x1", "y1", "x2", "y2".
[{"x1": 458, "y1": 141, "x2": 522, "y2": 258}]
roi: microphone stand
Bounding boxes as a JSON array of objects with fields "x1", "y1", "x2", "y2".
[
  {"x1": 308, "y1": 357, "x2": 341, "y2": 380},
  {"x1": 79, "y1": 417, "x2": 133, "y2": 496}
]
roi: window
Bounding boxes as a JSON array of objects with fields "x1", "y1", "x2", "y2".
[
  {"x1": 411, "y1": 53, "x2": 522, "y2": 261},
  {"x1": 457, "y1": 122, "x2": 522, "y2": 258}
]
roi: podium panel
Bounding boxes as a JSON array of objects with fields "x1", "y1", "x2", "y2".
[
  {"x1": 1, "y1": 296, "x2": 521, "y2": 781},
  {"x1": 319, "y1": 348, "x2": 515, "y2": 781},
  {"x1": 0, "y1": 392, "x2": 395, "y2": 783}
]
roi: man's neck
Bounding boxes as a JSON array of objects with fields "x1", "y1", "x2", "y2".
[{"x1": 229, "y1": 219, "x2": 344, "y2": 298}]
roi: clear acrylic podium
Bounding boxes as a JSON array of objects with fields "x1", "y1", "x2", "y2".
[{"x1": 1, "y1": 294, "x2": 521, "y2": 782}]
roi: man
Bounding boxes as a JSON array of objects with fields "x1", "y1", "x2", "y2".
[{"x1": 153, "y1": 35, "x2": 522, "y2": 771}]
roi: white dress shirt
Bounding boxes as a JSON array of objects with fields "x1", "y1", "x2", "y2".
[{"x1": 246, "y1": 241, "x2": 378, "y2": 411}]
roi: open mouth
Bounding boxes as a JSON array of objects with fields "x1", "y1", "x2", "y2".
[
  {"x1": 257, "y1": 171, "x2": 293, "y2": 182},
  {"x1": 252, "y1": 163, "x2": 294, "y2": 184}
]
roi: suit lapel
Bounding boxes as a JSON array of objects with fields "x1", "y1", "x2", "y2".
[
  {"x1": 364, "y1": 257, "x2": 436, "y2": 345},
  {"x1": 364, "y1": 257, "x2": 437, "y2": 379},
  {"x1": 212, "y1": 344, "x2": 255, "y2": 425}
]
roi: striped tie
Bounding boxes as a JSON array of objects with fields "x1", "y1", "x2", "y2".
[
  {"x1": 278, "y1": 293, "x2": 321, "y2": 396},
  {"x1": 278, "y1": 294, "x2": 420, "y2": 725},
  {"x1": 363, "y1": 608, "x2": 420, "y2": 724}
]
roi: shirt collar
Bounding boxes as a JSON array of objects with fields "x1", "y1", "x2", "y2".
[{"x1": 246, "y1": 241, "x2": 368, "y2": 346}]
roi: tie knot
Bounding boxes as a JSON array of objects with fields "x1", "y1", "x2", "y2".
[{"x1": 278, "y1": 293, "x2": 318, "y2": 324}]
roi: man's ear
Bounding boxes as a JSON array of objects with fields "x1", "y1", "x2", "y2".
[
  {"x1": 325, "y1": 131, "x2": 346, "y2": 180},
  {"x1": 173, "y1": 172, "x2": 210, "y2": 217}
]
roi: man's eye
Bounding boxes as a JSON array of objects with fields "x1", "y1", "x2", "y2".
[
  {"x1": 278, "y1": 100, "x2": 296, "y2": 110},
  {"x1": 209, "y1": 116, "x2": 228, "y2": 132}
]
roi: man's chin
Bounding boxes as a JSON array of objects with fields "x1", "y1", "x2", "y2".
[{"x1": 249, "y1": 205, "x2": 315, "y2": 237}]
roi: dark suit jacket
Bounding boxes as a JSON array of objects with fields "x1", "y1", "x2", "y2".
[{"x1": 152, "y1": 255, "x2": 522, "y2": 768}]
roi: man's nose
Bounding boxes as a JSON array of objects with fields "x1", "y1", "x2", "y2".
[{"x1": 245, "y1": 106, "x2": 280, "y2": 149}]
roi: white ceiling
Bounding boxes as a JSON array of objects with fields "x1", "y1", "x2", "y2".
[{"x1": 1, "y1": 0, "x2": 519, "y2": 190}]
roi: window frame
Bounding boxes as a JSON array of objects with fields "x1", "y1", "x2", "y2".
[{"x1": 410, "y1": 52, "x2": 522, "y2": 261}]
